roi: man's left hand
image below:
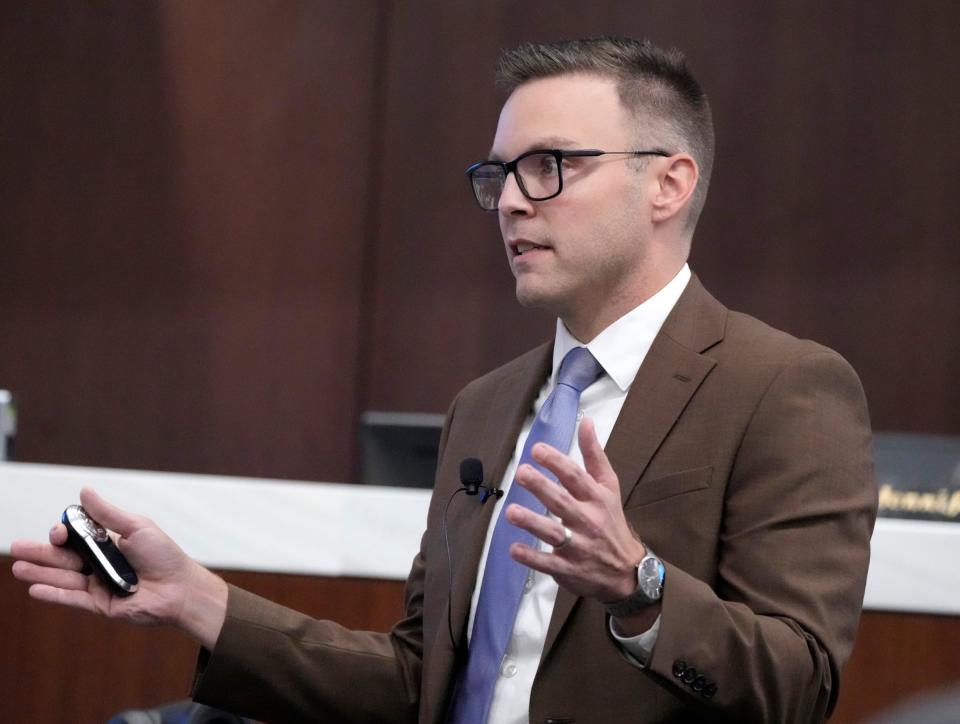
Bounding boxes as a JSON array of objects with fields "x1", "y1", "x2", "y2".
[{"x1": 506, "y1": 417, "x2": 646, "y2": 604}]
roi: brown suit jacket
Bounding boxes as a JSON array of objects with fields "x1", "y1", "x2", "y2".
[{"x1": 192, "y1": 276, "x2": 877, "y2": 724}]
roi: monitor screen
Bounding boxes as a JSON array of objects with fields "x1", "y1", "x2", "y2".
[{"x1": 360, "y1": 411, "x2": 444, "y2": 488}]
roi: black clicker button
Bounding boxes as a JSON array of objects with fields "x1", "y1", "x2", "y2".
[
  {"x1": 692, "y1": 675, "x2": 706, "y2": 692},
  {"x1": 703, "y1": 682, "x2": 718, "y2": 699},
  {"x1": 681, "y1": 667, "x2": 697, "y2": 685},
  {"x1": 672, "y1": 660, "x2": 687, "y2": 678}
]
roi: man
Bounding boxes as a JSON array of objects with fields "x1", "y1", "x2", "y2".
[{"x1": 11, "y1": 37, "x2": 876, "y2": 723}]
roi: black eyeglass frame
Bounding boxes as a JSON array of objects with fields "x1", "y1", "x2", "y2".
[{"x1": 465, "y1": 148, "x2": 672, "y2": 210}]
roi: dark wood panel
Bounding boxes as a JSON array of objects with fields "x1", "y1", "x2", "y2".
[
  {"x1": 0, "y1": 1, "x2": 382, "y2": 482},
  {"x1": 833, "y1": 610, "x2": 960, "y2": 722},
  {"x1": 0, "y1": 558, "x2": 406, "y2": 724}
]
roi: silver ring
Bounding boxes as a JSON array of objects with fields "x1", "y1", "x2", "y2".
[{"x1": 555, "y1": 525, "x2": 573, "y2": 550}]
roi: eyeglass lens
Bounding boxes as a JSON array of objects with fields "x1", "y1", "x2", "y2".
[{"x1": 471, "y1": 152, "x2": 561, "y2": 210}]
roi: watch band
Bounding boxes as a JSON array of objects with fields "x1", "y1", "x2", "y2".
[{"x1": 604, "y1": 547, "x2": 664, "y2": 618}]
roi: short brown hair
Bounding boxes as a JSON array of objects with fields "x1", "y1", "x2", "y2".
[{"x1": 496, "y1": 37, "x2": 714, "y2": 232}]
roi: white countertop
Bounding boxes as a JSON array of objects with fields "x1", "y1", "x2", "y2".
[{"x1": 2, "y1": 461, "x2": 957, "y2": 615}]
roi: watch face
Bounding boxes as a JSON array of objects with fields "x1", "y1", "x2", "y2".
[{"x1": 638, "y1": 555, "x2": 665, "y2": 599}]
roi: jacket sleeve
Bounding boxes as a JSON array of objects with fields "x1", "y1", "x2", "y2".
[
  {"x1": 645, "y1": 349, "x2": 877, "y2": 722},
  {"x1": 190, "y1": 577, "x2": 423, "y2": 724},
  {"x1": 190, "y1": 396, "x2": 463, "y2": 723}
]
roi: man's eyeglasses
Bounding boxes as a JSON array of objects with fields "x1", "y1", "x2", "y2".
[{"x1": 465, "y1": 148, "x2": 671, "y2": 211}]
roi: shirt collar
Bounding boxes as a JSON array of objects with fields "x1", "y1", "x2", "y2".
[{"x1": 552, "y1": 264, "x2": 692, "y2": 392}]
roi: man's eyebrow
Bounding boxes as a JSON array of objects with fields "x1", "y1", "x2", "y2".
[{"x1": 487, "y1": 136, "x2": 580, "y2": 161}]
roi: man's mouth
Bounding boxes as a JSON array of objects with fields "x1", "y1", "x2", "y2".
[{"x1": 511, "y1": 240, "x2": 550, "y2": 256}]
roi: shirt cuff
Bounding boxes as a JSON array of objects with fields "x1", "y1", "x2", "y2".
[{"x1": 608, "y1": 613, "x2": 661, "y2": 668}]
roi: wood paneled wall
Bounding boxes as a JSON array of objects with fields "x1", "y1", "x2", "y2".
[
  {"x1": 2, "y1": 2, "x2": 959, "y2": 722},
  {"x1": 0, "y1": 2, "x2": 382, "y2": 481},
  {"x1": 2, "y1": 2, "x2": 958, "y2": 479}
]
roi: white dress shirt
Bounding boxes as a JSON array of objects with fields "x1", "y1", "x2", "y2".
[{"x1": 465, "y1": 264, "x2": 692, "y2": 723}]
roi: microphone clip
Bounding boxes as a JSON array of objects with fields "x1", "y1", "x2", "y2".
[{"x1": 480, "y1": 487, "x2": 503, "y2": 503}]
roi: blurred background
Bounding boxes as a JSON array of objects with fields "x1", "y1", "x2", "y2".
[{"x1": 2, "y1": 1, "x2": 958, "y2": 721}]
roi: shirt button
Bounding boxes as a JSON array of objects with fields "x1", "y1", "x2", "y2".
[
  {"x1": 500, "y1": 658, "x2": 518, "y2": 678},
  {"x1": 523, "y1": 570, "x2": 535, "y2": 593}
]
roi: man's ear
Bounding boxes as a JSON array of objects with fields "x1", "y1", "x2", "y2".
[{"x1": 650, "y1": 154, "x2": 698, "y2": 224}]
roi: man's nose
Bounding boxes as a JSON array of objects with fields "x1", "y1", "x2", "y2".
[{"x1": 498, "y1": 172, "x2": 533, "y2": 216}]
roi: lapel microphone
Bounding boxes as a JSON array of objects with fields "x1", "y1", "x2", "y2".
[
  {"x1": 444, "y1": 457, "x2": 504, "y2": 653},
  {"x1": 459, "y1": 457, "x2": 503, "y2": 503}
]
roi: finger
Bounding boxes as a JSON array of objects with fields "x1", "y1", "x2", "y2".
[
  {"x1": 505, "y1": 503, "x2": 570, "y2": 549},
  {"x1": 27, "y1": 583, "x2": 99, "y2": 615},
  {"x1": 509, "y1": 541, "x2": 572, "y2": 578},
  {"x1": 530, "y1": 442, "x2": 598, "y2": 501},
  {"x1": 49, "y1": 523, "x2": 68, "y2": 546},
  {"x1": 516, "y1": 464, "x2": 583, "y2": 524},
  {"x1": 79, "y1": 488, "x2": 142, "y2": 537},
  {"x1": 578, "y1": 418, "x2": 619, "y2": 493},
  {"x1": 12, "y1": 560, "x2": 90, "y2": 590},
  {"x1": 10, "y1": 538, "x2": 84, "y2": 571}
]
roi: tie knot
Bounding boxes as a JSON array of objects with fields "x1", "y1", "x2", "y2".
[{"x1": 557, "y1": 347, "x2": 604, "y2": 393}]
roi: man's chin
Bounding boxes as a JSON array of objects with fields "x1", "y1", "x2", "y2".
[{"x1": 515, "y1": 283, "x2": 561, "y2": 313}]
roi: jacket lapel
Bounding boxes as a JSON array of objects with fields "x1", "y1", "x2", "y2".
[
  {"x1": 542, "y1": 274, "x2": 726, "y2": 657},
  {"x1": 445, "y1": 343, "x2": 554, "y2": 651}
]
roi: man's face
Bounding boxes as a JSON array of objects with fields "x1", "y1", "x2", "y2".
[{"x1": 490, "y1": 74, "x2": 656, "y2": 332}]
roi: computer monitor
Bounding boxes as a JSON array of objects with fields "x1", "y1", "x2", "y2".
[{"x1": 360, "y1": 410, "x2": 444, "y2": 488}]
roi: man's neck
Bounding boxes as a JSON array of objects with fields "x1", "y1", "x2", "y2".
[{"x1": 561, "y1": 262, "x2": 687, "y2": 342}]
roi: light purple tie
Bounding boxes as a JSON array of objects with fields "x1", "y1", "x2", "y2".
[{"x1": 449, "y1": 346, "x2": 604, "y2": 724}]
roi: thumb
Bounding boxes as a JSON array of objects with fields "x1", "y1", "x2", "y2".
[
  {"x1": 79, "y1": 487, "x2": 141, "y2": 537},
  {"x1": 578, "y1": 418, "x2": 619, "y2": 494}
]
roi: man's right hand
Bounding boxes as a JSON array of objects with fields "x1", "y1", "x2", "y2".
[{"x1": 10, "y1": 487, "x2": 228, "y2": 650}]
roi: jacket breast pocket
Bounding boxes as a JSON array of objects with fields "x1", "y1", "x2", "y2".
[{"x1": 623, "y1": 465, "x2": 713, "y2": 510}]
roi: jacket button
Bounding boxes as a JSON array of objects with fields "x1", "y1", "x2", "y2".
[
  {"x1": 672, "y1": 660, "x2": 687, "y2": 678},
  {"x1": 681, "y1": 667, "x2": 698, "y2": 684},
  {"x1": 703, "y1": 682, "x2": 717, "y2": 699},
  {"x1": 692, "y1": 675, "x2": 706, "y2": 692}
]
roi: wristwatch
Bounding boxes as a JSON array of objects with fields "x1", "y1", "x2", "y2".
[{"x1": 604, "y1": 546, "x2": 665, "y2": 618}]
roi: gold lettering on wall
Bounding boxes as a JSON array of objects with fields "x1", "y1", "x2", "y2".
[{"x1": 878, "y1": 483, "x2": 960, "y2": 518}]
